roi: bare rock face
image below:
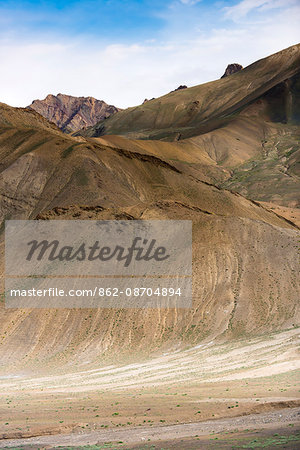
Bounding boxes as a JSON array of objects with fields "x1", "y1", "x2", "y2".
[
  {"x1": 221, "y1": 63, "x2": 243, "y2": 78},
  {"x1": 28, "y1": 93, "x2": 121, "y2": 132}
]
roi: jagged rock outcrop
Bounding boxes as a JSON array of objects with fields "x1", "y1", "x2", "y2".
[
  {"x1": 171, "y1": 85, "x2": 187, "y2": 92},
  {"x1": 143, "y1": 98, "x2": 155, "y2": 104},
  {"x1": 221, "y1": 63, "x2": 243, "y2": 78},
  {"x1": 28, "y1": 93, "x2": 121, "y2": 132}
]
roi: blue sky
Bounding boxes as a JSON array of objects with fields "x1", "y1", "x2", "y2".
[
  {"x1": 0, "y1": 0, "x2": 299, "y2": 107},
  {"x1": 0, "y1": 0, "x2": 167, "y2": 41},
  {"x1": 0, "y1": 0, "x2": 235, "y2": 40}
]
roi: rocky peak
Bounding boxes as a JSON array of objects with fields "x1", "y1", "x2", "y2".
[
  {"x1": 28, "y1": 93, "x2": 121, "y2": 132},
  {"x1": 221, "y1": 63, "x2": 243, "y2": 78}
]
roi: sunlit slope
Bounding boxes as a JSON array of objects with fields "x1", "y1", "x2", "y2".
[{"x1": 80, "y1": 44, "x2": 300, "y2": 140}]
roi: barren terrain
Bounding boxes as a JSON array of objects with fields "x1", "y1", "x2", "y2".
[
  {"x1": 0, "y1": 44, "x2": 299, "y2": 448},
  {"x1": 0, "y1": 329, "x2": 299, "y2": 448}
]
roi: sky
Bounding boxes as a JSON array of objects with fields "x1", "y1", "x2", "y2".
[{"x1": 0, "y1": 0, "x2": 300, "y2": 108}]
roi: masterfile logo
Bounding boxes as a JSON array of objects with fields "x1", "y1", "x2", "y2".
[
  {"x1": 6, "y1": 220, "x2": 191, "y2": 275},
  {"x1": 25, "y1": 236, "x2": 170, "y2": 267},
  {"x1": 5, "y1": 220, "x2": 192, "y2": 308}
]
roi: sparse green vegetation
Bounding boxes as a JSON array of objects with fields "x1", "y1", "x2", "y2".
[{"x1": 61, "y1": 143, "x2": 81, "y2": 158}]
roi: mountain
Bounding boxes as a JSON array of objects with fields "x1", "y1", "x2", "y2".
[{"x1": 27, "y1": 93, "x2": 121, "y2": 132}]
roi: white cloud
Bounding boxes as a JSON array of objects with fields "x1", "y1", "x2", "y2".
[
  {"x1": 223, "y1": 0, "x2": 298, "y2": 21},
  {"x1": 0, "y1": 2, "x2": 299, "y2": 109},
  {"x1": 179, "y1": 0, "x2": 202, "y2": 4}
]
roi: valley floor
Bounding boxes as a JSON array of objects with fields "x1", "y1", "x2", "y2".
[{"x1": 0, "y1": 328, "x2": 299, "y2": 448}]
